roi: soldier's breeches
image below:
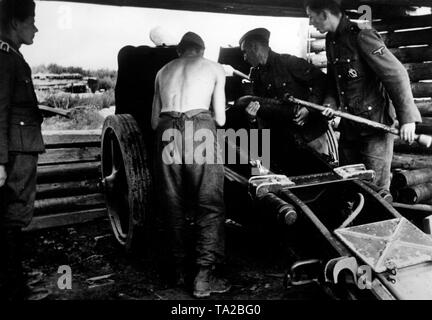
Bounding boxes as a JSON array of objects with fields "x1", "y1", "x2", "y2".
[
  {"x1": 339, "y1": 133, "x2": 394, "y2": 191},
  {"x1": 0, "y1": 153, "x2": 38, "y2": 228}
]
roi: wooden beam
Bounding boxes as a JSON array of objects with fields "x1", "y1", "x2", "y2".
[
  {"x1": 43, "y1": 130, "x2": 101, "y2": 148},
  {"x1": 357, "y1": 0, "x2": 432, "y2": 7},
  {"x1": 412, "y1": 82, "x2": 432, "y2": 98},
  {"x1": 38, "y1": 147, "x2": 101, "y2": 165},
  {"x1": 381, "y1": 28, "x2": 432, "y2": 49},
  {"x1": 308, "y1": 53, "x2": 328, "y2": 68},
  {"x1": 392, "y1": 153, "x2": 432, "y2": 170},
  {"x1": 310, "y1": 39, "x2": 326, "y2": 53},
  {"x1": 394, "y1": 138, "x2": 432, "y2": 154},
  {"x1": 23, "y1": 208, "x2": 107, "y2": 232},
  {"x1": 397, "y1": 183, "x2": 432, "y2": 204},
  {"x1": 39, "y1": 105, "x2": 70, "y2": 118},
  {"x1": 373, "y1": 15, "x2": 432, "y2": 32},
  {"x1": 40, "y1": 0, "x2": 307, "y2": 17},
  {"x1": 36, "y1": 179, "x2": 101, "y2": 199},
  {"x1": 416, "y1": 100, "x2": 432, "y2": 116},
  {"x1": 37, "y1": 162, "x2": 101, "y2": 183},
  {"x1": 391, "y1": 46, "x2": 432, "y2": 64},
  {"x1": 405, "y1": 63, "x2": 432, "y2": 82},
  {"x1": 35, "y1": 193, "x2": 105, "y2": 215}
]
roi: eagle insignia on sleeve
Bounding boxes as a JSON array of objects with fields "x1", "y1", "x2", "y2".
[{"x1": 372, "y1": 46, "x2": 385, "y2": 56}]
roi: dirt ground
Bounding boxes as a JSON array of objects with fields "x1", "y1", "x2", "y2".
[{"x1": 21, "y1": 216, "x2": 331, "y2": 301}]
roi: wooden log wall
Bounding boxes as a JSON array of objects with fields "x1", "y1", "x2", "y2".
[
  {"x1": 307, "y1": 7, "x2": 432, "y2": 210},
  {"x1": 23, "y1": 130, "x2": 106, "y2": 232}
]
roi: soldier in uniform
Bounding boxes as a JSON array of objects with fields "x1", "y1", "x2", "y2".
[
  {"x1": 305, "y1": 0, "x2": 422, "y2": 191},
  {"x1": 239, "y1": 28, "x2": 334, "y2": 172},
  {"x1": 0, "y1": 0, "x2": 45, "y2": 300}
]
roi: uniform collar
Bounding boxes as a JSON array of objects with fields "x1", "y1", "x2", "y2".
[
  {"x1": 332, "y1": 14, "x2": 352, "y2": 37},
  {"x1": 0, "y1": 36, "x2": 21, "y2": 56}
]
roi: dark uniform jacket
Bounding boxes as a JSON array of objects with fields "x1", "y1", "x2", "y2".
[
  {"x1": 0, "y1": 38, "x2": 45, "y2": 164},
  {"x1": 250, "y1": 50, "x2": 329, "y2": 142},
  {"x1": 325, "y1": 15, "x2": 422, "y2": 141}
]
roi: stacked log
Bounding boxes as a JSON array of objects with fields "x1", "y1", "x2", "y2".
[
  {"x1": 23, "y1": 130, "x2": 106, "y2": 231},
  {"x1": 391, "y1": 169, "x2": 432, "y2": 204}
]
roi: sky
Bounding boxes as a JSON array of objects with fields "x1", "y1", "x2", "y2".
[{"x1": 21, "y1": 1, "x2": 309, "y2": 70}]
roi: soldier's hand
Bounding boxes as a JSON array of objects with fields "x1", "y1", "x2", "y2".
[
  {"x1": 322, "y1": 106, "x2": 336, "y2": 120},
  {"x1": 0, "y1": 165, "x2": 6, "y2": 187},
  {"x1": 400, "y1": 122, "x2": 416, "y2": 144},
  {"x1": 294, "y1": 106, "x2": 309, "y2": 126},
  {"x1": 245, "y1": 101, "x2": 261, "y2": 122}
]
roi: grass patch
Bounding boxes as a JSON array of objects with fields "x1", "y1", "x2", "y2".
[
  {"x1": 42, "y1": 106, "x2": 105, "y2": 131},
  {"x1": 39, "y1": 89, "x2": 115, "y2": 110}
]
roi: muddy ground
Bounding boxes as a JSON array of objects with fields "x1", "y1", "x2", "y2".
[{"x1": 21, "y1": 216, "x2": 331, "y2": 301}]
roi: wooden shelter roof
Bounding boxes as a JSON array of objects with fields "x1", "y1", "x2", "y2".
[{"x1": 39, "y1": 0, "x2": 431, "y2": 17}]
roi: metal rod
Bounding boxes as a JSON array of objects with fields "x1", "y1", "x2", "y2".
[{"x1": 286, "y1": 96, "x2": 432, "y2": 148}]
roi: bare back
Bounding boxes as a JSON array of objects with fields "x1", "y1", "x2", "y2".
[
  {"x1": 152, "y1": 54, "x2": 226, "y2": 129},
  {"x1": 158, "y1": 56, "x2": 219, "y2": 112}
]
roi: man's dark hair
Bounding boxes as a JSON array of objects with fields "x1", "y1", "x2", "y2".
[
  {"x1": 0, "y1": 0, "x2": 35, "y2": 33},
  {"x1": 304, "y1": 0, "x2": 342, "y2": 16}
]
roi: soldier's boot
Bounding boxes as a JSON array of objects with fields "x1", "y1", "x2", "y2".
[
  {"x1": 193, "y1": 267, "x2": 231, "y2": 298},
  {"x1": 4, "y1": 227, "x2": 28, "y2": 301},
  {"x1": 0, "y1": 227, "x2": 9, "y2": 300}
]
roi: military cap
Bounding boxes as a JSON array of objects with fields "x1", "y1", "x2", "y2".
[
  {"x1": 239, "y1": 28, "x2": 270, "y2": 46},
  {"x1": 178, "y1": 31, "x2": 205, "y2": 49}
]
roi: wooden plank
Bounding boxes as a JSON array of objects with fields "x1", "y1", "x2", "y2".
[
  {"x1": 308, "y1": 53, "x2": 327, "y2": 68},
  {"x1": 394, "y1": 138, "x2": 432, "y2": 154},
  {"x1": 359, "y1": 0, "x2": 432, "y2": 6},
  {"x1": 309, "y1": 28, "x2": 326, "y2": 39},
  {"x1": 38, "y1": 105, "x2": 70, "y2": 118},
  {"x1": 406, "y1": 63, "x2": 432, "y2": 82},
  {"x1": 38, "y1": 147, "x2": 101, "y2": 165},
  {"x1": 392, "y1": 153, "x2": 432, "y2": 170},
  {"x1": 382, "y1": 28, "x2": 432, "y2": 49},
  {"x1": 37, "y1": 162, "x2": 101, "y2": 183},
  {"x1": 40, "y1": 0, "x2": 308, "y2": 17},
  {"x1": 391, "y1": 46, "x2": 432, "y2": 64},
  {"x1": 373, "y1": 15, "x2": 432, "y2": 32},
  {"x1": 412, "y1": 82, "x2": 432, "y2": 98},
  {"x1": 34, "y1": 193, "x2": 105, "y2": 215},
  {"x1": 310, "y1": 39, "x2": 326, "y2": 53},
  {"x1": 416, "y1": 100, "x2": 432, "y2": 116},
  {"x1": 42, "y1": 129, "x2": 101, "y2": 148},
  {"x1": 23, "y1": 208, "x2": 107, "y2": 232},
  {"x1": 36, "y1": 179, "x2": 101, "y2": 199}
]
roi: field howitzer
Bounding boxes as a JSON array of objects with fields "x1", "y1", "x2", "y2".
[{"x1": 235, "y1": 95, "x2": 432, "y2": 148}]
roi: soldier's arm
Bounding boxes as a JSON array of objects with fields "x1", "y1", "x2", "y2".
[
  {"x1": 212, "y1": 63, "x2": 226, "y2": 127},
  {"x1": 151, "y1": 71, "x2": 162, "y2": 130},
  {"x1": 357, "y1": 29, "x2": 422, "y2": 125},
  {"x1": 0, "y1": 55, "x2": 12, "y2": 165}
]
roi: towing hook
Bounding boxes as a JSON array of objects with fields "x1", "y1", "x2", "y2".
[
  {"x1": 284, "y1": 259, "x2": 323, "y2": 288},
  {"x1": 384, "y1": 259, "x2": 398, "y2": 284}
]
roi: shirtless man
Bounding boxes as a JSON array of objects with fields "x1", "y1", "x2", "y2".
[{"x1": 151, "y1": 32, "x2": 230, "y2": 298}]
